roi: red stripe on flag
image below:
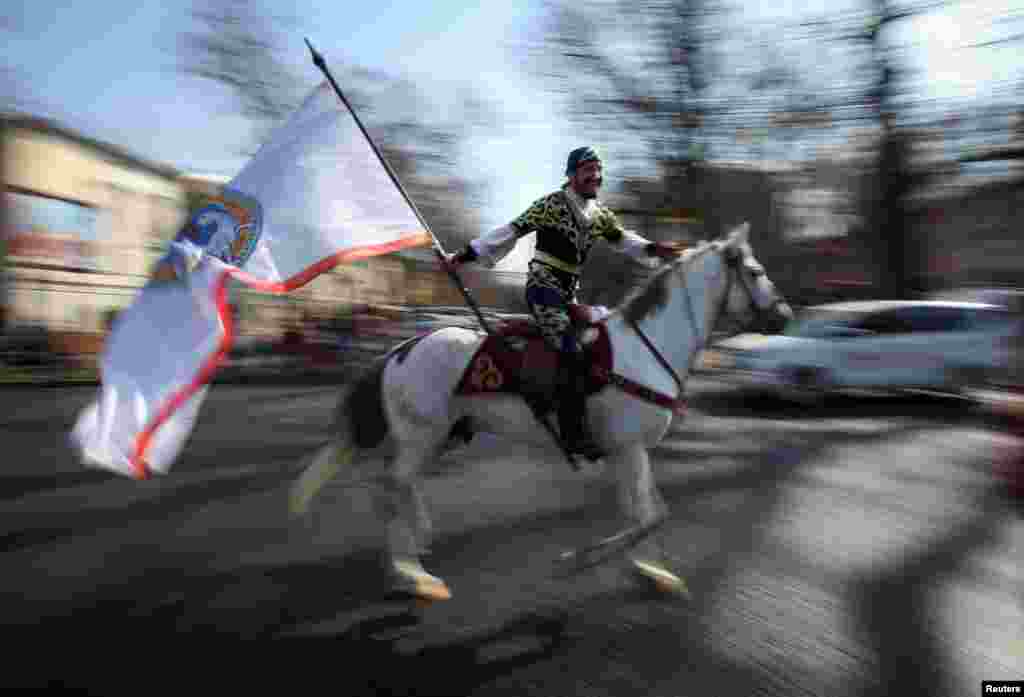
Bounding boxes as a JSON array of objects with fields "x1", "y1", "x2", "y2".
[
  {"x1": 127, "y1": 231, "x2": 431, "y2": 479},
  {"x1": 229, "y1": 231, "x2": 433, "y2": 292},
  {"x1": 130, "y1": 268, "x2": 235, "y2": 479}
]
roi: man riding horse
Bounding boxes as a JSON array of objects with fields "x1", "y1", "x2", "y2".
[{"x1": 443, "y1": 147, "x2": 683, "y2": 460}]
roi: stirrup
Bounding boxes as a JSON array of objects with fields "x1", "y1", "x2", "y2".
[
  {"x1": 559, "y1": 408, "x2": 603, "y2": 461},
  {"x1": 574, "y1": 442, "x2": 605, "y2": 462},
  {"x1": 565, "y1": 430, "x2": 604, "y2": 461}
]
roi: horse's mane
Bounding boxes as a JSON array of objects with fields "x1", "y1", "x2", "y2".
[{"x1": 617, "y1": 240, "x2": 721, "y2": 324}]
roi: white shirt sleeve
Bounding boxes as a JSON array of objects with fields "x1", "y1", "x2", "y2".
[{"x1": 468, "y1": 224, "x2": 523, "y2": 268}]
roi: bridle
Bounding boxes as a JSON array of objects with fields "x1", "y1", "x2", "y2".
[{"x1": 722, "y1": 245, "x2": 790, "y2": 333}]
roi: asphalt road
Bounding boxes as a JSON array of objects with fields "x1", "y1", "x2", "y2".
[{"x1": 2, "y1": 379, "x2": 1021, "y2": 695}]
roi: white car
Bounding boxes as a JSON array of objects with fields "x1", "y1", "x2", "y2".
[
  {"x1": 698, "y1": 300, "x2": 1020, "y2": 400},
  {"x1": 926, "y1": 287, "x2": 1024, "y2": 314}
]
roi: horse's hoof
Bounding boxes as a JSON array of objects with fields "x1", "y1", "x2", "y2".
[
  {"x1": 632, "y1": 559, "x2": 690, "y2": 598},
  {"x1": 413, "y1": 579, "x2": 452, "y2": 603},
  {"x1": 392, "y1": 560, "x2": 452, "y2": 602}
]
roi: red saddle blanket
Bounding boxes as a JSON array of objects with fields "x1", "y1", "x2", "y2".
[{"x1": 455, "y1": 305, "x2": 613, "y2": 398}]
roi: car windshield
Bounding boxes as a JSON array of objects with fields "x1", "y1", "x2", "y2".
[{"x1": 783, "y1": 309, "x2": 865, "y2": 338}]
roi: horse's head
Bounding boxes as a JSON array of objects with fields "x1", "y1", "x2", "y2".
[{"x1": 715, "y1": 223, "x2": 792, "y2": 335}]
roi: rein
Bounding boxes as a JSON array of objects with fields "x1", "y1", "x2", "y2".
[
  {"x1": 603, "y1": 248, "x2": 708, "y2": 414},
  {"x1": 620, "y1": 315, "x2": 687, "y2": 413},
  {"x1": 609, "y1": 245, "x2": 747, "y2": 415}
]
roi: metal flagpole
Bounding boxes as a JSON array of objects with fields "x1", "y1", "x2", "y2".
[
  {"x1": 304, "y1": 38, "x2": 494, "y2": 335},
  {"x1": 304, "y1": 38, "x2": 582, "y2": 470}
]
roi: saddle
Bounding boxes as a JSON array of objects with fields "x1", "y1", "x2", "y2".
[{"x1": 454, "y1": 304, "x2": 613, "y2": 411}]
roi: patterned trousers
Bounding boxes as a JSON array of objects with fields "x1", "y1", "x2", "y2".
[
  {"x1": 525, "y1": 261, "x2": 580, "y2": 355},
  {"x1": 525, "y1": 261, "x2": 597, "y2": 454}
]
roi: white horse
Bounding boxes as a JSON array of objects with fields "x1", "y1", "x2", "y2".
[{"x1": 290, "y1": 222, "x2": 792, "y2": 600}]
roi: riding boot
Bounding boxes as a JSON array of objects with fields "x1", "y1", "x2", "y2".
[{"x1": 557, "y1": 350, "x2": 603, "y2": 461}]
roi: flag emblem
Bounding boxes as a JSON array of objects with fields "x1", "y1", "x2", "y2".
[{"x1": 179, "y1": 188, "x2": 263, "y2": 268}]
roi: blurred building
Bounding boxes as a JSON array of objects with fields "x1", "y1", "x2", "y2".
[
  {"x1": 911, "y1": 173, "x2": 1024, "y2": 292},
  {"x1": 0, "y1": 114, "x2": 186, "y2": 354},
  {"x1": 599, "y1": 160, "x2": 871, "y2": 307}
]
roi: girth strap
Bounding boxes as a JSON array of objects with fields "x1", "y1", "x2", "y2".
[
  {"x1": 601, "y1": 370, "x2": 687, "y2": 415},
  {"x1": 589, "y1": 317, "x2": 687, "y2": 415}
]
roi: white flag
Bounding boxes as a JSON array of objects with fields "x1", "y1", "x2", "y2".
[{"x1": 70, "y1": 81, "x2": 432, "y2": 479}]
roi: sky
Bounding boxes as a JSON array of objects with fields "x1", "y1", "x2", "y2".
[{"x1": 3, "y1": 0, "x2": 1022, "y2": 271}]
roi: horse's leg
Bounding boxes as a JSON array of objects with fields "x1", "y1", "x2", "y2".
[
  {"x1": 615, "y1": 444, "x2": 688, "y2": 596},
  {"x1": 371, "y1": 439, "x2": 451, "y2": 601},
  {"x1": 369, "y1": 328, "x2": 469, "y2": 601},
  {"x1": 615, "y1": 444, "x2": 668, "y2": 529}
]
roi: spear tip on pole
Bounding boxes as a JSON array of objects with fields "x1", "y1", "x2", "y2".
[{"x1": 304, "y1": 37, "x2": 325, "y2": 69}]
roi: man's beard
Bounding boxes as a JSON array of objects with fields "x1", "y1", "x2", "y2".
[{"x1": 580, "y1": 179, "x2": 601, "y2": 198}]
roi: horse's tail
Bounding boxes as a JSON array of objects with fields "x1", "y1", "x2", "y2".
[
  {"x1": 289, "y1": 333, "x2": 438, "y2": 516},
  {"x1": 288, "y1": 356, "x2": 391, "y2": 516}
]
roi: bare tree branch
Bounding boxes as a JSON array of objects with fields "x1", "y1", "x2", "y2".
[
  {"x1": 970, "y1": 32, "x2": 1024, "y2": 48},
  {"x1": 177, "y1": 0, "x2": 304, "y2": 152}
]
